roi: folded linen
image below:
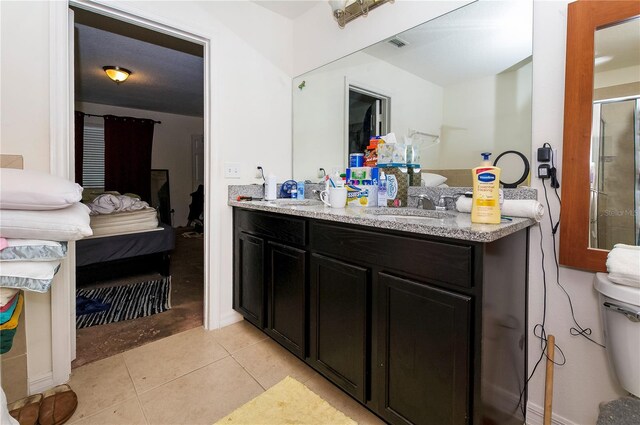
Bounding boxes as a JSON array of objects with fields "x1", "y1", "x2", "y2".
[
  {"x1": 0, "y1": 294, "x2": 19, "y2": 324},
  {"x1": 0, "y1": 202, "x2": 92, "y2": 241},
  {"x1": 456, "y1": 197, "x2": 544, "y2": 222},
  {"x1": 606, "y1": 244, "x2": 640, "y2": 288},
  {"x1": 0, "y1": 293, "x2": 23, "y2": 330},
  {"x1": 0, "y1": 293, "x2": 18, "y2": 312},
  {"x1": 0, "y1": 288, "x2": 19, "y2": 306},
  {"x1": 88, "y1": 193, "x2": 149, "y2": 215},
  {"x1": 0, "y1": 260, "x2": 62, "y2": 293},
  {"x1": 0, "y1": 239, "x2": 67, "y2": 262}
]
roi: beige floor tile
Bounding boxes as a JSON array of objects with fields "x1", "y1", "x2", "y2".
[
  {"x1": 232, "y1": 338, "x2": 316, "y2": 389},
  {"x1": 212, "y1": 320, "x2": 268, "y2": 354},
  {"x1": 123, "y1": 327, "x2": 228, "y2": 393},
  {"x1": 69, "y1": 397, "x2": 147, "y2": 425},
  {"x1": 68, "y1": 354, "x2": 137, "y2": 422},
  {"x1": 139, "y1": 356, "x2": 263, "y2": 425},
  {"x1": 304, "y1": 375, "x2": 386, "y2": 425}
]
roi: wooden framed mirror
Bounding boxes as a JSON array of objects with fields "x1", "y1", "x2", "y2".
[{"x1": 559, "y1": 0, "x2": 640, "y2": 272}]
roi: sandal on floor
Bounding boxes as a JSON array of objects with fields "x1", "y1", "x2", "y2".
[
  {"x1": 38, "y1": 384, "x2": 78, "y2": 425},
  {"x1": 8, "y1": 393, "x2": 43, "y2": 425}
]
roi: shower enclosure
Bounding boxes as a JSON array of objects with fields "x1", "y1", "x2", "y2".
[{"x1": 590, "y1": 97, "x2": 640, "y2": 249}]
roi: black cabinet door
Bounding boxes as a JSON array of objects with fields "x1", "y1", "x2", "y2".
[
  {"x1": 267, "y1": 241, "x2": 306, "y2": 358},
  {"x1": 309, "y1": 253, "x2": 369, "y2": 403},
  {"x1": 234, "y1": 231, "x2": 265, "y2": 328},
  {"x1": 377, "y1": 272, "x2": 471, "y2": 425}
]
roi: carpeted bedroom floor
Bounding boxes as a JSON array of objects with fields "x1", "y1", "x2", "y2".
[{"x1": 72, "y1": 227, "x2": 204, "y2": 368}]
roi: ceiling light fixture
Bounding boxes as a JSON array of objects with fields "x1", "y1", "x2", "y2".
[
  {"x1": 329, "y1": 0, "x2": 393, "y2": 29},
  {"x1": 103, "y1": 66, "x2": 131, "y2": 84}
]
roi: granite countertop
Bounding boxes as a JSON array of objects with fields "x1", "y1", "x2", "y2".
[{"x1": 228, "y1": 198, "x2": 536, "y2": 243}]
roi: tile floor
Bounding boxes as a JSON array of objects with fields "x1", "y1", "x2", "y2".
[{"x1": 67, "y1": 320, "x2": 385, "y2": 425}]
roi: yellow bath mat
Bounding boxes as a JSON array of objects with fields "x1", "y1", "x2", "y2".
[{"x1": 214, "y1": 376, "x2": 357, "y2": 425}]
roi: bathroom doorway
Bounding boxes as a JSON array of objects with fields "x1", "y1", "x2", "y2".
[{"x1": 348, "y1": 86, "x2": 389, "y2": 155}]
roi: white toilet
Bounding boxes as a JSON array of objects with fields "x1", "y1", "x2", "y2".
[{"x1": 594, "y1": 273, "x2": 640, "y2": 397}]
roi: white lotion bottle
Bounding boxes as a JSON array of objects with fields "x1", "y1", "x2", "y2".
[{"x1": 265, "y1": 174, "x2": 277, "y2": 200}]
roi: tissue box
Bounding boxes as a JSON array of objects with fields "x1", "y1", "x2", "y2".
[
  {"x1": 379, "y1": 165, "x2": 409, "y2": 207},
  {"x1": 346, "y1": 185, "x2": 378, "y2": 207}
]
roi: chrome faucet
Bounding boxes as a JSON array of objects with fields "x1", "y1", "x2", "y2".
[
  {"x1": 312, "y1": 189, "x2": 323, "y2": 200},
  {"x1": 436, "y1": 195, "x2": 456, "y2": 211},
  {"x1": 416, "y1": 194, "x2": 435, "y2": 210}
]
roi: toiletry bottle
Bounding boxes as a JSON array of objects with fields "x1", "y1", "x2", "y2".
[
  {"x1": 296, "y1": 181, "x2": 305, "y2": 200},
  {"x1": 265, "y1": 174, "x2": 277, "y2": 200},
  {"x1": 471, "y1": 153, "x2": 501, "y2": 224}
]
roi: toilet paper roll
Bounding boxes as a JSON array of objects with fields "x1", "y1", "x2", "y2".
[{"x1": 456, "y1": 197, "x2": 544, "y2": 222}]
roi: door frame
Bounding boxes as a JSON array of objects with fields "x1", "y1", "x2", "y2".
[{"x1": 48, "y1": 0, "x2": 217, "y2": 389}]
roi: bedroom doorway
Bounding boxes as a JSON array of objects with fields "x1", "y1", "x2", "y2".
[{"x1": 69, "y1": 5, "x2": 207, "y2": 367}]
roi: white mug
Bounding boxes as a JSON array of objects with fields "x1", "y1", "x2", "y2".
[{"x1": 320, "y1": 187, "x2": 347, "y2": 209}]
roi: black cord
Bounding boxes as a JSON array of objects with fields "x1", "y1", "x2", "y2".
[
  {"x1": 541, "y1": 172, "x2": 605, "y2": 348},
  {"x1": 515, "y1": 224, "x2": 567, "y2": 417}
]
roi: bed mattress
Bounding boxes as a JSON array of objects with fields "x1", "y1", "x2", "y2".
[{"x1": 89, "y1": 207, "x2": 158, "y2": 237}]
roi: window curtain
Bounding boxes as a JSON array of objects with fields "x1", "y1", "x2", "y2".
[
  {"x1": 103, "y1": 115, "x2": 156, "y2": 203},
  {"x1": 74, "y1": 111, "x2": 85, "y2": 186}
]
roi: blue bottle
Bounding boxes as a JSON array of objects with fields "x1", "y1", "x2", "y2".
[{"x1": 296, "y1": 181, "x2": 305, "y2": 200}]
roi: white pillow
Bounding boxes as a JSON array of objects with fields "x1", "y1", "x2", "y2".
[
  {"x1": 0, "y1": 260, "x2": 61, "y2": 293},
  {"x1": 0, "y1": 202, "x2": 92, "y2": 241},
  {"x1": 421, "y1": 173, "x2": 448, "y2": 187},
  {"x1": 0, "y1": 239, "x2": 67, "y2": 261},
  {"x1": 0, "y1": 168, "x2": 83, "y2": 210}
]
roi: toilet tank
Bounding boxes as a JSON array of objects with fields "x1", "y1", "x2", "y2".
[{"x1": 594, "y1": 273, "x2": 640, "y2": 397}]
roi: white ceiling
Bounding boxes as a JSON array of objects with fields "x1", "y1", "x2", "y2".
[
  {"x1": 595, "y1": 18, "x2": 640, "y2": 72},
  {"x1": 363, "y1": 1, "x2": 533, "y2": 87},
  {"x1": 74, "y1": 21, "x2": 204, "y2": 117},
  {"x1": 253, "y1": 1, "x2": 321, "y2": 19}
]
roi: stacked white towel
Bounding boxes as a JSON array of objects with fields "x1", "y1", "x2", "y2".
[
  {"x1": 456, "y1": 197, "x2": 544, "y2": 222},
  {"x1": 606, "y1": 244, "x2": 640, "y2": 288}
]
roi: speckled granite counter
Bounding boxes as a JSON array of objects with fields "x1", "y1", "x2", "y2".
[{"x1": 228, "y1": 197, "x2": 536, "y2": 243}]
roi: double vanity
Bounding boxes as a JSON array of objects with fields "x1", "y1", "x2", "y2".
[{"x1": 230, "y1": 189, "x2": 535, "y2": 425}]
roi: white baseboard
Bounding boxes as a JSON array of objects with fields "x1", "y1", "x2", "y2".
[
  {"x1": 29, "y1": 372, "x2": 54, "y2": 395},
  {"x1": 220, "y1": 311, "x2": 242, "y2": 328},
  {"x1": 527, "y1": 402, "x2": 578, "y2": 425}
]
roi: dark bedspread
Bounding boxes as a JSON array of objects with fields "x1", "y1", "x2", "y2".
[{"x1": 76, "y1": 223, "x2": 175, "y2": 267}]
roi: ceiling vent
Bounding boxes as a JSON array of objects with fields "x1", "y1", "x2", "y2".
[{"x1": 388, "y1": 37, "x2": 408, "y2": 48}]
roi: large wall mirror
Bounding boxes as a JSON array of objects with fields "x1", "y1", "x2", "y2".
[
  {"x1": 292, "y1": 0, "x2": 533, "y2": 184},
  {"x1": 559, "y1": 1, "x2": 640, "y2": 272}
]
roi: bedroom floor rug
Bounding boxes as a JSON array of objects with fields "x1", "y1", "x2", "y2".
[
  {"x1": 214, "y1": 376, "x2": 357, "y2": 425},
  {"x1": 76, "y1": 277, "x2": 171, "y2": 329}
]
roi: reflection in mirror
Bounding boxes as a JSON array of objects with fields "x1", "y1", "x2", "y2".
[
  {"x1": 589, "y1": 18, "x2": 640, "y2": 250},
  {"x1": 292, "y1": 1, "x2": 533, "y2": 183}
]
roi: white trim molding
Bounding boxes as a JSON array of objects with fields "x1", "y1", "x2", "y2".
[
  {"x1": 527, "y1": 401, "x2": 579, "y2": 425},
  {"x1": 47, "y1": 0, "x2": 217, "y2": 392},
  {"x1": 29, "y1": 372, "x2": 54, "y2": 395},
  {"x1": 49, "y1": 0, "x2": 73, "y2": 388}
]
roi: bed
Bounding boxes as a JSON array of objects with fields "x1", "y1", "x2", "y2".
[{"x1": 76, "y1": 208, "x2": 175, "y2": 284}]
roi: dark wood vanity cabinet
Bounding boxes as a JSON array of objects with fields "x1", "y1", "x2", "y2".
[
  {"x1": 266, "y1": 241, "x2": 306, "y2": 358},
  {"x1": 309, "y1": 254, "x2": 370, "y2": 403},
  {"x1": 376, "y1": 272, "x2": 471, "y2": 425},
  {"x1": 234, "y1": 231, "x2": 265, "y2": 328},
  {"x1": 233, "y1": 207, "x2": 528, "y2": 425}
]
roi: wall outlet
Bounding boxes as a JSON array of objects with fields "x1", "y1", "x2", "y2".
[
  {"x1": 224, "y1": 162, "x2": 241, "y2": 179},
  {"x1": 535, "y1": 148, "x2": 558, "y2": 178}
]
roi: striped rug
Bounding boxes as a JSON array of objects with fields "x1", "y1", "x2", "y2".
[{"x1": 76, "y1": 277, "x2": 171, "y2": 329}]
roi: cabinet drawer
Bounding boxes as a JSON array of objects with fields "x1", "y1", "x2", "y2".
[
  {"x1": 235, "y1": 209, "x2": 306, "y2": 246},
  {"x1": 311, "y1": 221, "x2": 473, "y2": 288}
]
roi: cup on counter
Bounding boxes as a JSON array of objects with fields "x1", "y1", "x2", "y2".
[{"x1": 320, "y1": 187, "x2": 347, "y2": 209}]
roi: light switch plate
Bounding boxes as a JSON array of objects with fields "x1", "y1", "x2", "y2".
[{"x1": 224, "y1": 162, "x2": 241, "y2": 178}]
